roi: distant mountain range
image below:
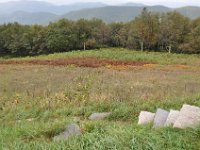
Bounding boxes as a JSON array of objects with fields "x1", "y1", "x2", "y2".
[
  {"x1": 0, "y1": 1, "x2": 107, "y2": 14},
  {"x1": 63, "y1": 6, "x2": 170, "y2": 23},
  {"x1": 0, "y1": 1, "x2": 200, "y2": 25}
]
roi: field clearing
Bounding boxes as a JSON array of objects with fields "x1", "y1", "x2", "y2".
[
  {"x1": 0, "y1": 49, "x2": 200, "y2": 149},
  {"x1": 1, "y1": 48, "x2": 200, "y2": 66}
]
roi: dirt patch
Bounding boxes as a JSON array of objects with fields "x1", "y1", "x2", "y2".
[{"x1": 0, "y1": 57, "x2": 154, "y2": 68}]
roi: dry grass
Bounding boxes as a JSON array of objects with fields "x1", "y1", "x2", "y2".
[
  {"x1": 1, "y1": 64, "x2": 200, "y2": 103},
  {"x1": 0, "y1": 57, "x2": 152, "y2": 68}
]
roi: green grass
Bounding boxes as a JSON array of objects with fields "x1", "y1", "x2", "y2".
[
  {"x1": 0, "y1": 97, "x2": 200, "y2": 149},
  {"x1": 1, "y1": 48, "x2": 200, "y2": 66},
  {"x1": 0, "y1": 48, "x2": 200, "y2": 149},
  {"x1": 1, "y1": 121, "x2": 200, "y2": 149}
]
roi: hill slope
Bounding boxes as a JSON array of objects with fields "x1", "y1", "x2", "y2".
[
  {"x1": 63, "y1": 6, "x2": 171, "y2": 23},
  {"x1": 63, "y1": 6, "x2": 200, "y2": 23},
  {"x1": 0, "y1": 1, "x2": 107, "y2": 14},
  {"x1": 0, "y1": 4, "x2": 200, "y2": 25},
  {"x1": 176, "y1": 6, "x2": 200, "y2": 19},
  {"x1": 0, "y1": 11, "x2": 59, "y2": 25}
]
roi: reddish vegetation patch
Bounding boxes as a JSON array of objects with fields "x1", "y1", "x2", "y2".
[{"x1": 0, "y1": 57, "x2": 153, "y2": 68}]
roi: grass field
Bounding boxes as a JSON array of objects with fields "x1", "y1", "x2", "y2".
[{"x1": 0, "y1": 48, "x2": 200, "y2": 149}]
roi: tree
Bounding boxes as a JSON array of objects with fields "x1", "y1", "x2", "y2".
[
  {"x1": 0, "y1": 11, "x2": 199, "y2": 57},
  {"x1": 89, "y1": 18, "x2": 110, "y2": 48},
  {"x1": 1, "y1": 23, "x2": 28, "y2": 56},
  {"x1": 46, "y1": 19, "x2": 76, "y2": 53},
  {"x1": 179, "y1": 17, "x2": 200, "y2": 53},
  {"x1": 0, "y1": 25, "x2": 7, "y2": 55},
  {"x1": 22, "y1": 25, "x2": 47, "y2": 55},
  {"x1": 109, "y1": 22, "x2": 126, "y2": 47},
  {"x1": 131, "y1": 8, "x2": 160, "y2": 51},
  {"x1": 158, "y1": 12, "x2": 190, "y2": 53},
  {"x1": 75, "y1": 19, "x2": 92, "y2": 50}
]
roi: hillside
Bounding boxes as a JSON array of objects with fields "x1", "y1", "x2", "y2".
[
  {"x1": 121, "y1": 2, "x2": 146, "y2": 7},
  {"x1": 63, "y1": 6, "x2": 200, "y2": 23},
  {"x1": 0, "y1": 11, "x2": 59, "y2": 25},
  {"x1": 63, "y1": 6, "x2": 171, "y2": 23},
  {"x1": 0, "y1": 1, "x2": 107, "y2": 14},
  {"x1": 176, "y1": 6, "x2": 200, "y2": 19},
  {"x1": 0, "y1": 1, "x2": 200, "y2": 25}
]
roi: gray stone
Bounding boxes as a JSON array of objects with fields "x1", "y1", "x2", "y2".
[
  {"x1": 138, "y1": 111, "x2": 155, "y2": 125},
  {"x1": 165, "y1": 110, "x2": 180, "y2": 127},
  {"x1": 89, "y1": 112, "x2": 111, "y2": 121},
  {"x1": 153, "y1": 109, "x2": 169, "y2": 128},
  {"x1": 173, "y1": 104, "x2": 200, "y2": 129},
  {"x1": 53, "y1": 124, "x2": 82, "y2": 141}
]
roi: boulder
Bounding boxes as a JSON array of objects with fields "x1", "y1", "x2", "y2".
[
  {"x1": 89, "y1": 112, "x2": 111, "y2": 121},
  {"x1": 173, "y1": 104, "x2": 200, "y2": 129},
  {"x1": 138, "y1": 111, "x2": 155, "y2": 125},
  {"x1": 53, "y1": 124, "x2": 82, "y2": 141},
  {"x1": 165, "y1": 110, "x2": 180, "y2": 127},
  {"x1": 153, "y1": 109, "x2": 169, "y2": 128}
]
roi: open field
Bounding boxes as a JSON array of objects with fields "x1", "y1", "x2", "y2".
[
  {"x1": 0, "y1": 48, "x2": 200, "y2": 149},
  {"x1": 1, "y1": 48, "x2": 200, "y2": 65}
]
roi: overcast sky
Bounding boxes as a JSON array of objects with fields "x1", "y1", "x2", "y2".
[{"x1": 0, "y1": 0, "x2": 200, "y2": 7}]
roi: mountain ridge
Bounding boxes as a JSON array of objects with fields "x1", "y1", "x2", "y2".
[
  {"x1": 0, "y1": 0, "x2": 108, "y2": 14},
  {"x1": 0, "y1": 1, "x2": 200, "y2": 25}
]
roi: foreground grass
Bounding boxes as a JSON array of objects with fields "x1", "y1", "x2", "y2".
[
  {"x1": 1, "y1": 122, "x2": 200, "y2": 150},
  {"x1": 0, "y1": 49, "x2": 200, "y2": 149},
  {"x1": 1, "y1": 48, "x2": 200, "y2": 66},
  {"x1": 0, "y1": 95, "x2": 200, "y2": 149}
]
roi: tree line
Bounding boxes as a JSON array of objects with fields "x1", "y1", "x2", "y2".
[{"x1": 0, "y1": 8, "x2": 200, "y2": 56}]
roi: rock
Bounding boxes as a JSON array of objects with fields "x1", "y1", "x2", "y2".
[
  {"x1": 138, "y1": 111, "x2": 155, "y2": 125},
  {"x1": 89, "y1": 112, "x2": 111, "y2": 121},
  {"x1": 53, "y1": 124, "x2": 82, "y2": 141},
  {"x1": 173, "y1": 104, "x2": 200, "y2": 129},
  {"x1": 153, "y1": 109, "x2": 169, "y2": 128},
  {"x1": 165, "y1": 110, "x2": 180, "y2": 127}
]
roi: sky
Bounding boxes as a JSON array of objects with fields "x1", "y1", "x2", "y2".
[{"x1": 0, "y1": 0, "x2": 200, "y2": 7}]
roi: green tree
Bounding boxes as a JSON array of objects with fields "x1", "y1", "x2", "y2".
[
  {"x1": 75, "y1": 19, "x2": 92, "y2": 50},
  {"x1": 89, "y1": 18, "x2": 110, "y2": 48},
  {"x1": 109, "y1": 22, "x2": 126, "y2": 47},
  {"x1": 1, "y1": 23, "x2": 28, "y2": 56},
  {"x1": 131, "y1": 8, "x2": 160, "y2": 51},
  {"x1": 179, "y1": 17, "x2": 200, "y2": 53},
  {"x1": 22, "y1": 25, "x2": 47, "y2": 55},
  {"x1": 158, "y1": 12, "x2": 190, "y2": 53},
  {"x1": 46, "y1": 19, "x2": 76, "y2": 53}
]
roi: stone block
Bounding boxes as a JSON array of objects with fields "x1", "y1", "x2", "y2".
[{"x1": 174, "y1": 104, "x2": 200, "y2": 129}]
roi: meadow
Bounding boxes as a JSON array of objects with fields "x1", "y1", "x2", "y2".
[{"x1": 0, "y1": 48, "x2": 200, "y2": 149}]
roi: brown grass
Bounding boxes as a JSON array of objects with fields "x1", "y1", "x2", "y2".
[
  {"x1": 1, "y1": 64, "x2": 200, "y2": 103},
  {"x1": 0, "y1": 57, "x2": 153, "y2": 68}
]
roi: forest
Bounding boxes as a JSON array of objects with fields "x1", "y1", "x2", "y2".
[{"x1": 0, "y1": 8, "x2": 200, "y2": 56}]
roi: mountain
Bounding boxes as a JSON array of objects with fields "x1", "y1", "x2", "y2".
[
  {"x1": 0, "y1": 1, "x2": 200, "y2": 25},
  {"x1": 0, "y1": 11, "x2": 59, "y2": 25},
  {"x1": 0, "y1": 1, "x2": 107, "y2": 14},
  {"x1": 176, "y1": 6, "x2": 200, "y2": 19},
  {"x1": 121, "y1": 2, "x2": 146, "y2": 7},
  {"x1": 63, "y1": 6, "x2": 200, "y2": 23},
  {"x1": 63, "y1": 6, "x2": 171, "y2": 23}
]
